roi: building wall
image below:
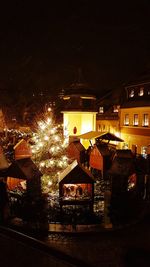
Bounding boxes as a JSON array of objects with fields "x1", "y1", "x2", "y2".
[
  {"x1": 63, "y1": 111, "x2": 97, "y2": 148},
  {"x1": 120, "y1": 107, "x2": 150, "y2": 155},
  {"x1": 96, "y1": 118, "x2": 120, "y2": 135}
]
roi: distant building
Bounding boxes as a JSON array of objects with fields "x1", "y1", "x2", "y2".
[
  {"x1": 61, "y1": 80, "x2": 97, "y2": 148},
  {"x1": 96, "y1": 89, "x2": 122, "y2": 138},
  {"x1": 120, "y1": 79, "x2": 150, "y2": 156}
]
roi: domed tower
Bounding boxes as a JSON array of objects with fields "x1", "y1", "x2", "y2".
[{"x1": 61, "y1": 72, "x2": 97, "y2": 147}]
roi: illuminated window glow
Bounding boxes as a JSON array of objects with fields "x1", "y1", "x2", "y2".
[
  {"x1": 113, "y1": 105, "x2": 120, "y2": 112},
  {"x1": 138, "y1": 87, "x2": 144, "y2": 96},
  {"x1": 133, "y1": 114, "x2": 138, "y2": 126},
  {"x1": 124, "y1": 114, "x2": 129, "y2": 125},
  {"x1": 143, "y1": 114, "x2": 149, "y2": 126},
  {"x1": 129, "y1": 89, "x2": 134, "y2": 98},
  {"x1": 99, "y1": 107, "x2": 104, "y2": 113}
]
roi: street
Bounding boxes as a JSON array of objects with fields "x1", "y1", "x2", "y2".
[{"x1": 45, "y1": 213, "x2": 150, "y2": 267}]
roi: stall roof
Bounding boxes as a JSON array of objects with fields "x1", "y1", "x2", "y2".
[
  {"x1": 78, "y1": 131, "x2": 124, "y2": 142},
  {"x1": 108, "y1": 157, "x2": 135, "y2": 176},
  {"x1": 96, "y1": 132, "x2": 124, "y2": 142},
  {"x1": 69, "y1": 140, "x2": 86, "y2": 152},
  {"x1": 6, "y1": 158, "x2": 42, "y2": 179},
  {"x1": 59, "y1": 160, "x2": 94, "y2": 184},
  {"x1": 96, "y1": 144, "x2": 112, "y2": 156},
  {"x1": 78, "y1": 131, "x2": 103, "y2": 140},
  {"x1": 114, "y1": 149, "x2": 134, "y2": 158}
]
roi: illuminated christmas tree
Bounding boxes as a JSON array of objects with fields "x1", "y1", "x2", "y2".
[{"x1": 30, "y1": 110, "x2": 69, "y2": 194}]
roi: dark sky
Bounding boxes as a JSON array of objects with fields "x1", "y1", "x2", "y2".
[{"x1": 0, "y1": 0, "x2": 150, "y2": 97}]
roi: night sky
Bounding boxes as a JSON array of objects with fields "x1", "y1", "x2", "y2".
[{"x1": 0, "y1": 1, "x2": 150, "y2": 97}]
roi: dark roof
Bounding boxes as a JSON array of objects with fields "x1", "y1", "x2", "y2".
[
  {"x1": 115, "y1": 149, "x2": 134, "y2": 159},
  {"x1": 6, "y1": 158, "x2": 42, "y2": 179},
  {"x1": 124, "y1": 73, "x2": 150, "y2": 87},
  {"x1": 64, "y1": 82, "x2": 96, "y2": 96},
  {"x1": 59, "y1": 160, "x2": 94, "y2": 184},
  {"x1": 96, "y1": 144, "x2": 111, "y2": 156},
  {"x1": 96, "y1": 132, "x2": 124, "y2": 142},
  {"x1": 108, "y1": 157, "x2": 135, "y2": 176},
  {"x1": 69, "y1": 141, "x2": 86, "y2": 152},
  {"x1": 121, "y1": 99, "x2": 150, "y2": 108},
  {"x1": 108, "y1": 149, "x2": 135, "y2": 176}
]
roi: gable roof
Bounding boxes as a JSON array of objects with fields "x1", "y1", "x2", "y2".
[
  {"x1": 69, "y1": 141, "x2": 86, "y2": 152},
  {"x1": 108, "y1": 157, "x2": 135, "y2": 176},
  {"x1": 78, "y1": 131, "x2": 124, "y2": 142},
  {"x1": 95, "y1": 144, "x2": 111, "y2": 156},
  {"x1": 115, "y1": 149, "x2": 134, "y2": 158},
  {"x1": 59, "y1": 160, "x2": 94, "y2": 184},
  {"x1": 6, "y1": 158, "x2": 42, "y2": 179}
]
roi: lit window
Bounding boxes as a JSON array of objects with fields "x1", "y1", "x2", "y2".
[
  {"x1": 98, "y1": 124, "x2": 102, "y2": 131},
  {"x1": 124, "y1": 114, "x2": 129, "y2": 125},
  {"x1": 99, "y1": 107, "x2": 104, "y2": 113},
  {"x1": 113, "y1": 105, "x2": 120, "y2": 112},
  {"x1": 138, "y1": 87, "x2": 144, "y2": 96},
  {"x1": 148, "y1": 90, "x2": 150, "y2": 95},
  {"x1": 141, "y1": 146, "x2": 147, "y2": 158},
  {"x1": 143, "y1": 114, "x2": 149, "y2": 126},
  {"x1": 129, "y1": 89, "x2": 134, "y2": 98},
  {"x1": 133, "y1": 114, "x2": 138, "y2": 126}
]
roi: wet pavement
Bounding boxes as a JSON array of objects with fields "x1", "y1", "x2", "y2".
[
  {"x1": 7, "y1": 200, "x2": 150, "y2": 267},
  {"x1": 44, "y1": 211, "x2": 150, "y2": 267}
]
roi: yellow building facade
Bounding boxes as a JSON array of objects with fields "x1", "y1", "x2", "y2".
[
  {"x1": 61, "y1": 82, "x2": 97, "y2": 148},
  {"x1": 120, "y1": 81, "x2": 150, "y2": 156},
  {"x1": 120, "y1": 106, "x2": 150, "y2": 155}
]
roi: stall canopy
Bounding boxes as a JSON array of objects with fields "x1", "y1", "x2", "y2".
[
  {"x1": 78, "y1": 131, "x2": 124, "y2": 142},
  {"x1": 6, "y1": 158, "x2": 42, "y2": 180},
  {"x1": 78, "y1": 131, "x2": 103, "y2": 140},
  {"x1": 67, "y1": 140, "x2": 86, "y2": 164},
  {"x1": 96, "y1": 132, "x2": 124, "y2": 143},
  {"x1": 59, "y1": 160, "x2": 94, "y2": 184},
  {"x1": 108, "y1": 150, "x2": 135, "y2": 176}
]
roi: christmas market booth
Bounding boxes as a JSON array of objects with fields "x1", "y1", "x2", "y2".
[
  {"x1": 107, "y1": 149, "x2": 138, "y2": 224},
  {"x1": 66, "y1": 139, "x2": 87, "y2": 164},
  {"x1": 6, "y1": 139, "x2": 42, "y2": 196},
  {"x1": 4, "y1": 139, "x2": 43, "y2": 221},
  {"x1": 59, "y1": 160, "x2": 95, "y2": 213},
  {"x1": 89, "y1": 143, "x2": 115, "y2": 179},
  {"x1": 78, "y1": 131, "x2": 123, "y2": 179},
  {"x1": 108, "y1": 149, "x2": 136, "y2": 194}
]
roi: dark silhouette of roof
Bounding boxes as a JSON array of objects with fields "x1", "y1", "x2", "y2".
[
  {"x1": 108, "y1": 150, "x2": 135, "y2": 176},
  {"x1": 6, "y1": 158, "x2": 42, "y2": 179},
  {"x1": 59, "y1": 160, "x2": 94, "y2": 184}
]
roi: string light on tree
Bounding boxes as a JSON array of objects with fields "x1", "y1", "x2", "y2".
[{"x1": 31, "y1": 111, "x2": 70, "y2": 194}]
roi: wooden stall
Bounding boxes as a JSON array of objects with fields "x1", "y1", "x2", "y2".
[
  {"x1": 59, "y1": 160, "x2": 95, "y2": 212},
  {"x1": 89, "y1": 143, "x2": 114, "y2": 179},
  {"x1": 66, "y1": 140, "x2": 86, "y2": 164}
]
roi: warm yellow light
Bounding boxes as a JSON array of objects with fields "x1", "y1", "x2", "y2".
[
  {"x1": 50, "y1": 147, "x2": 55, "y2": 152},
  {"x1": 80, "y1": 96, "x2": 96, "y2": 100},
  {"x1": 54, "y1": 135, "x2": 60, "y2": 141},
  {"x1": 44, "y1": 135, "x2": 49, "y2": 141},
  {"x1": 62, "y1": 155, "x2": 67, "y2": 161},
  {"x1": 39, "y1": 142, "x2": 43, "y2": 147},
  {"x1": 40, "y1": 123, "x2": 46, "y2": 130},
  {"x1": 49, "y1": 159, "x2": 54, "y2": 165},
  {"x1": 47, "y1": 118, "x2": 51, "y2": 124},
  {"x1": 40, "y1": 162, "x2": 45, "y2": 167},
  {"x1": 48, "y1": 180, "x2": 52, "y2": 186},
  {"x1": 50, "y1": 128, "x2": 56, "y2": 134},
  {"x1": 58, "y1": 160, "x2": 63, "y2": 167}
]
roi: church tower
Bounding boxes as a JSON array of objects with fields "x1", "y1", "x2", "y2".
[{"x1": 61, "y1": 69, "x2": 97, "y2": 148}]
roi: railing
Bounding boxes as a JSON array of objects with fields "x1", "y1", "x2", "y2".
[{"x1": 0, "y1": 225, "x2": 93, "y2": 267}]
